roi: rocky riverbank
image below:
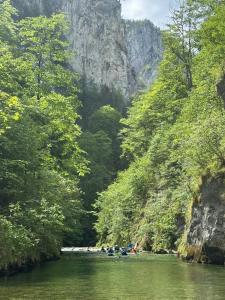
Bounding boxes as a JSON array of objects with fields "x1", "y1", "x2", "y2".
[{"x1": 181, "y1": 171, "x2": 225, "y2": 265}]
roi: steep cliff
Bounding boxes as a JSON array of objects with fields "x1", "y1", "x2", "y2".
[
  {"x1": 12, "y1": 0, "x2": 62, "y2": 16},
  {"x1": 125, "y1": 20, "x2": 162, "y2": 94},
  {"x1": 182, "y1": 173, "x2": 225, "y2": 265},
  {"x1": 12, "y1": 0, "x2": 162, "y2": 100}
]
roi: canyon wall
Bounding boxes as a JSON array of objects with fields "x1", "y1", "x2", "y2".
[
  {"x1": 12, "y1": 0, "x2": 162, "y2": 100},
  {"x1": 125, "y1": 20, "x2": 162, "y2": 95}
]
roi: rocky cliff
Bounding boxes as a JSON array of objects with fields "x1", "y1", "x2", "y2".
[
  {"x1": 182, "y1": 173, "x2": 225, "y2": 265},
  {"x1": 125, "y1": 20, "x2": 162, "y2": 94},
  {"x1": 12, "y1": 0, "x2": 162, "y2": 100}
]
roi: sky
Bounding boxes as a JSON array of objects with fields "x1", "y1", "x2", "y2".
[{"x1": 121, "y1": 0, "x2": 179, "y2": 28}]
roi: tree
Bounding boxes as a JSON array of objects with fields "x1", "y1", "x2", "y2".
[
  {"x1": 95, "y1": 0, "x2": 225, "y2": 251},
  {"x1": 0, "y1": 0, "x2": 17, "y2": 46},
  {"x1": 0, "y1": 1, "x2": 87, "y2": 271},
  {"x1": 18, "y1": 14, "x2": 78, "y2": 100}
]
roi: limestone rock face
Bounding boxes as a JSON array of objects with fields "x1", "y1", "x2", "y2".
[
  {"x1": 12, "y1": 0, "x2": 62, "y2": 16},
  {"x1": 64, "y1": 0, "x2": 130, "y2": 98},
  {"x1": 12, "y1": 0, "x2": 162, "y2": 100},
  {"x1": 125, "y1": 20, "x2": 162, "y2": 95},
  {"x1": 184, "y1": 174, "x2": 225, "y2": 265}
]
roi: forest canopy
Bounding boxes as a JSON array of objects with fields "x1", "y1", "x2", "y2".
[
  {"x1": 0, "y1": 0, "x2": 124, "y2": 271},
  {"x1": 95, "y1": 0, "x2": 225, "y2": 251},
  {"x1": 0, "y1": 0, "x2": 88, "y2": 271}
]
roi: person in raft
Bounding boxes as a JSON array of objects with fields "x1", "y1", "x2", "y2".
[
  {"x1": 107, "y1": 247, "x2": 114, "y2": 256},
  {"x1": 131, "y1": 242, "x2": 139, "y2": 254},
  {"x1": 114, "y1": 245, "x2": 120, "y2": 253},
  {"x1": 101, "y1": 246, "x2": 106, "y2": 253}
]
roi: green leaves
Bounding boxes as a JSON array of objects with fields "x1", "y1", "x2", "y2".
[
  {"x1": 17, "y1": 14, "x2": 77, "y2": 99},
  {"x1": 0, "y1": 0, "x2": 17, "y2": 46},
  {"x1": 95, "y1": 0, "x2": 225, "y2": 251},
  {"x1": 0, "y1": 92, "x2": 21, "y2": 135},
  {"x1": 0, "y1": 1, "x2": 87, "y2": 271},
  {"x1": 79, "y1": 105, "x2": 123, "y2": 245}
]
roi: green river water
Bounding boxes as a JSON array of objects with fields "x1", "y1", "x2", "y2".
[{"x1": 0, "y1": 254, "x2": 225, "y2": 300}]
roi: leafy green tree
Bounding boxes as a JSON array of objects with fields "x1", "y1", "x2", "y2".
[
  {"x1": 77, "y1": 104, "x2": 123, "y2": 245},
  {"x1": 95, "y1": 0, "x2": 225, "y2": 252},
  {"x1": 0, "y1": 0, "x2": 87, "y2": 271},
  {"x1": 18, "y1": 14, "x2": 78, "y2": 99},
  {"x1": 89, "y1": 106, "x2": 121, "y2": 139},
  {"x1": 121, "y1": 43, "x2": 188, "y2": 160},
  {"x1": 0, "y1": 92, "x2": 21, "y2": 135},
  {"x1": 0, "y1": 0, "x2": 17, "y2": 46}
]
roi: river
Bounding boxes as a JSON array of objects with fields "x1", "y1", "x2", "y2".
[{"x1": 1, "y1": 254, "x2": 225, "y2": 299}]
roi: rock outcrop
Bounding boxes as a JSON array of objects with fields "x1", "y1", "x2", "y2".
[
  {"x1": 12, "y1": 0, "x2": 162, "y2": 101},
  {"x1": 12, "y1": 0, "x2": 62, "y2": 17},
  {"x1": 183, "y1": 173, "x2": 225, "y2": 265},
  {"x1": 125, "y1": 20, "x2": 162, "y2": 95}
]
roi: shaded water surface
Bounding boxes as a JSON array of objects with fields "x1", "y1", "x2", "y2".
[{"x1": 0, "y1": 254, "x2": 225, "y2": 299}]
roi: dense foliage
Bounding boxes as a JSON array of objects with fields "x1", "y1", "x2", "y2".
[
  {"x1": 0, "y1": 0, "x2": 125, "y2": 270},
  {"x1": 79, "y1": 103, "x2": 123, "y2": 245},
  {"x1": 0, "y1": 0, "x2": 88, "y2": 272},
  {"x1": 1, "y1": 0, "x2": 224, "y2": 272},
  {"x1": 95, "y1": 0, "x2": 225, "y2": 251}
]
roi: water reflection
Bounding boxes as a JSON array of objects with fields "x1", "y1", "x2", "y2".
[{"x1": 0, "y1": 254, "x2": 225, "y2": 299}]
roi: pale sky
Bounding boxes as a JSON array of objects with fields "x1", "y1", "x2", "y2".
[{"x1": 121, "y1": 0, "x2": 179, "y2": 28}]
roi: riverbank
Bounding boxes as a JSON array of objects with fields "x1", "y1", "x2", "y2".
[{"x1": 0, "y1": 255, "x2": 60, "y2": 277}]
